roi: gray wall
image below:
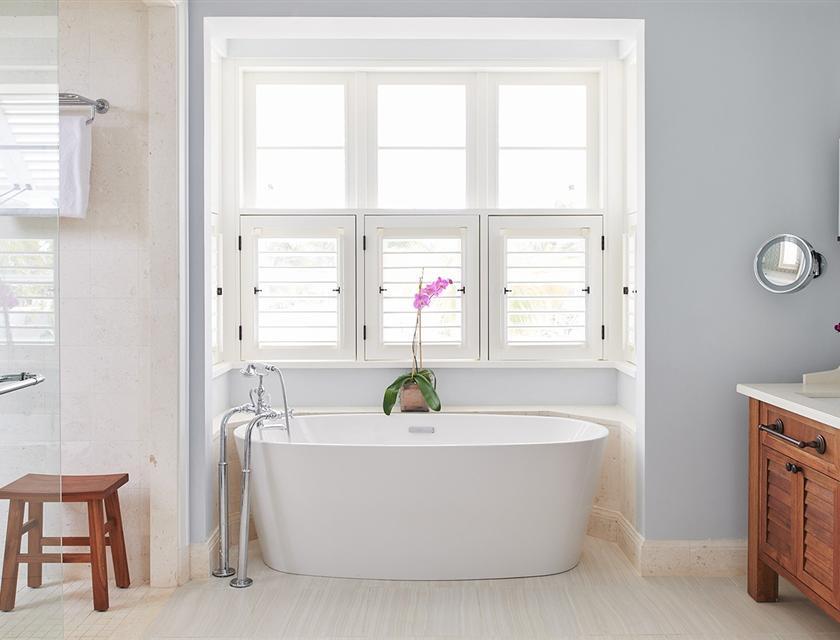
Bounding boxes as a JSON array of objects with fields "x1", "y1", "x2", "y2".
[
  {"x1": 222, "y1": 368, "x2": 618, "y2": 409},
  {"x1": 617, "y1": 371, "x2": 636, "y2": 415},
  {"x1": 190, "y1": 0, "x2": 840, "y2": 542}
]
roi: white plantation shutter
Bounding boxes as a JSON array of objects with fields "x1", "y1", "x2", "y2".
[
  {"x1": 210, "y1": 214, "x2": 223, "y2": 363},
  {"x1": 0, "y1": 235, "x2": 55, "y2": 345},
  {"x1": 489, "y1": 215, "x2": 602, "y2": 360},
  {"x1": 623, "y1": 223, "x2": 637, "y2": 360},
  {"x1": 240, "y1": 215, "x2": 355, "y2": 361},
  {"x1": 0, "y1": 87, "x2": 59, "y2": 213},
  {"x1": 365, "y1": 215, "x2": 478, "y2": 361}
]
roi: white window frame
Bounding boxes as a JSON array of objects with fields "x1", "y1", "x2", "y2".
[
  {"x1": 622, "y1": 214, "x2": 637, "y2": 362},
  {"x1": 487, "y1": 72, "x2": 600, "y2": 211},
  {"x1": 366, "y1": 72, "x2": 477, "y2": 209},
  {"x1": 488, "y1": 215, "x2": 603, "y2": 361},
  {"x1": 364, "y1": 214, "x2": 479, "y2": 361},
  {"x1": 240, "y1": 72, "x2": 355, "y2": 210},
  {"x1": 226, "y1": 62, "x2": 618, "y2": 366},
  {"x1": 240, "y1": 214, "x2": 356, "y2": 361}
]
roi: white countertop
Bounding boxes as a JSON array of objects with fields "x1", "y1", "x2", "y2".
[{"x1": 737, "y1": 383, "x2": 840, "y2": 430}]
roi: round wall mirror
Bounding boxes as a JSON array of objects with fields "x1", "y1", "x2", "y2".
[{"x1": 754, "y1": 234, "x2": 824, "y2": 294}]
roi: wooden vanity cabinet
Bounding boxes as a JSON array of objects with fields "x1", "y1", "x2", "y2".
[{"x1": 749, "y1": 398, "x2": 840, "y2": 621}]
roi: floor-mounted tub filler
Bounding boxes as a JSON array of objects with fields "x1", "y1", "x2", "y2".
[
  {"x1": 233, "y1": 412, "x2": 608, "y2": 582},
  {"x1": 214, "y1": 362, "x2": 292, "y2": 587}
]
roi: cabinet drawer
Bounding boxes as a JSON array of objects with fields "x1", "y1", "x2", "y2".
[{"x1": 760, "y1": 404, "x2": 839, "y2": 478}]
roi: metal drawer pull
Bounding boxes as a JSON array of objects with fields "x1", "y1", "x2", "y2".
[
  {"x1": 759, "y1": 419, "x2": 827, "y2": 455},
  {"x1": 785, "y1": 462, "x2": 802, "y2": 474}
]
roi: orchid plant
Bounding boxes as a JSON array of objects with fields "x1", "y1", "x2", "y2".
[{"x1": 383, "y1": 275, "x2": 453, "y2": 415}]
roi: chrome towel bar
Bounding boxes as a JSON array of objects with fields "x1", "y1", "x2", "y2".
[
  {"x1": 0, "y1": 372, "x2": 45, "y2": 396},
  {"x1": 59, "y1": 92, "x2": 110, "y2": 124}
]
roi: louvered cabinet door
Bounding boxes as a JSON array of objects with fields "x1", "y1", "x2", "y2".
[
  {"x1": 796, "y1": 464, "x2": 840, "y2": 606},
  {"x1": 759, "y1": 447, "x2": 797, "y2": 572}
]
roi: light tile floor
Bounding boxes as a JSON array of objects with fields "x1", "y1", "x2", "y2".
[{"x1": 3, "y1": 537, "x2": 840, "y2": 639}]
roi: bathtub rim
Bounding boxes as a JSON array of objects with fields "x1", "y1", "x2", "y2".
[{"x1": 232, "y1": 411, "x2": 610, "y2": 448}]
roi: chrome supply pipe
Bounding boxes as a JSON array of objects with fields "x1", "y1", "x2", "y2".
[
  {"x1": 212, "y1": 402, "x2": 253, "y2": 578},
  {"x1": 230, "y1": 410, "x2": 280, "y2": 589}
]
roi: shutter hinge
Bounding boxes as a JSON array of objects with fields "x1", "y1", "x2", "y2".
[
  {"x1": 601, "y1": 325, "x2": 605, "y2": 340},
  {"x1": 362, "y1": 235, "x2": 366, "y2": 251},
  {"x1": 623, "y1": 286, "x2": 629, "y2": 295},
  {"x1": 238, "y1": 325, "x2": 242, "y2": 341},
  {"x1": 216, "y1": 287, "x2": 223, "y2": 296},
  {"x1": 238, "y1": 235, "x2": 242, "y2": 251},
  {"x1": 601, "y1": 235, "x2": 605, "y2": 251},
  {"x1": 363, "y1": 325, "x2": 367, "y2": 340}
]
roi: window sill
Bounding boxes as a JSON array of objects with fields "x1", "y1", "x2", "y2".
[
  {"x1": 614, "y1": 361, "x2": 637, "y2": 378},
  {"x1": 212, "y1": 361, "x2": 238, "y2": 379},
  {"x1": 215, "y1": 359, "x2": 634, "y2": 371}
]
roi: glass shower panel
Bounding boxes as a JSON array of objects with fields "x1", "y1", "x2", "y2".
[{"x1": 0, "y1": 0, "x2": 61, "y2": 636}]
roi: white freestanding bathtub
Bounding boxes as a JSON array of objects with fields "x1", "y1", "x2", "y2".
[{"x1": 233, "y1": 412, "x2": 607, "y2": 580}]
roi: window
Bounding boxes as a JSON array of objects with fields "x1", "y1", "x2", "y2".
[
  {"x1": 242, "y1": 71, "x2": 597, "y2": 213},
  {"x1": 240, "y1": 215, "x2": 355, "y2": 360},
  {"x1": 364, "y1": 215, "x2": 478, "y2": 361},
  {"x1": 0, "y1": 86, "x2": 59, "y2": 212},
  {"x1": 242, "y1": 74, "x2": 348, "y2": 209},
  {"x1": 371, "y1": 77, "x2": 470, "y2": 208},
  {"x1": 233, "y1": 67, "x2": 611, "y2": 364},
  {"x1": 0, "y1": 235, "x2": 56, "y2": 345},
  {"x1": 492, "y1": 74, "x2": 598, "y2": 209},
  {"x1": 489, "y1": 216, "x2": 603, "y2": 360}
]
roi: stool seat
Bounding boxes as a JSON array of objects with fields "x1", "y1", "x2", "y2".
[
  {"x1": 1, "y1": 473, "x2": 130, "y2": 613},
  {"x1": 0, "y1": 474, "x2": 128, "y2": 502}
]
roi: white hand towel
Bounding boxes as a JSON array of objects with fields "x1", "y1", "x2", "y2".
[{"x1": 59, "y1": 114, "x2": 92, "y2": 218}]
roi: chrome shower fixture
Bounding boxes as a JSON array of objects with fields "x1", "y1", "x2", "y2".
[{"x1": 213, "y1": 363, "x2": 294, "y2": 582}]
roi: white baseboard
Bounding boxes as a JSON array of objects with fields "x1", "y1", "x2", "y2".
[
  {"x1": 190, "y1": 513, "x2": 260, "y2": 580},
  {"x1": 588, "y1": 506, "x2": 746, "y2": 577},
  {"x1": 189, "y1": 525, "x2": 220, "y2": 580}
]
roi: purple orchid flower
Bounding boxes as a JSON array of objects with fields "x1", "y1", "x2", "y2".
[{"x1": 413, "y1": 277, "x2": 453, "y2": 310}]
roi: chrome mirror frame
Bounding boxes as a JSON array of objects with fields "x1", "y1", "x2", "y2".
[{"x1": 754, "y1": 234, "x2": 824, "y2": 294}]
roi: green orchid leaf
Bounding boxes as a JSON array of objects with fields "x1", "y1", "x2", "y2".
[
  {"x1": 413, "y1": 374, "x2": 441, "y2": 412},
  {"x1": 383, "y1": 374, "x2": 411, "y2": 415},
  {"x1": 416, "y1": 368, "x2": 436, "y2": 388}
]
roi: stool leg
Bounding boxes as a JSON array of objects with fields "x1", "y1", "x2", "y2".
[
  {"x1": 86, "y1": 499, "x2": 109, "y2": 612},
  {"x1": 1, "y1": 500, "x2": 25, "y2": 612},
  {"x1": 27, "y1": 502, "x2": 43, "y2": 588},
  {"x1": 104, "y1": 493, "x2": 129, "y2": 588}
]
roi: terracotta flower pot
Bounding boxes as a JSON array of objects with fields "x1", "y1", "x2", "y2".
[{"x1": 399, "y1": 381, "x2": 429, "y2": 412}]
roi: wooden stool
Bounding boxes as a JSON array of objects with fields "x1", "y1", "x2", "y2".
[{"x1": 0, "y1": 473, "x2": 129, "y2": 612}]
